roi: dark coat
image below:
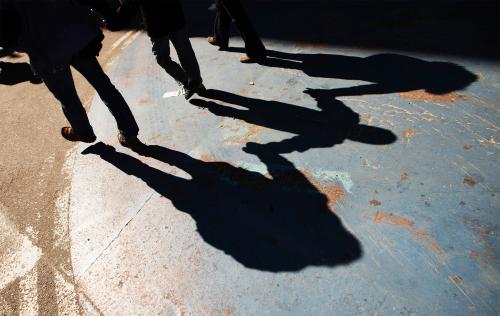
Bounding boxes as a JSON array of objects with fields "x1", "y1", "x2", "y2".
[
  {"x1": 0, "y1": 3, "x2": 23, "y2": 50},
  {"x1": 1, "y1": 0, "x2": 103, "y2": 75},
  {"x1": 119, "y1": 0, "x2": 186, "y2": 38}
]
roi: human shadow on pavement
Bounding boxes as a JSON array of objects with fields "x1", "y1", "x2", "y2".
[
  {"x1": 191, "y1": 88, "x2": 397, "y2": 154},
  {"x1": 226, "y1": 48, "x2": 478, "y2": 97},
  {"x1": 0, "y1": 61, "x2": 42, "y2": 85},
  {"x1": 82, "y1": 142, "x2": 362, "y2": 272}
]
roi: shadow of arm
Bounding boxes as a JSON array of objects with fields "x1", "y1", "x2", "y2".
[{"x1": 190, "y1": 98, "x2": 247, "y2": 118}]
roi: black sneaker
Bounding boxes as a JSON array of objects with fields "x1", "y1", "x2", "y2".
[{"x1": 184, "y1": 81, "x2": 206, "y2": 100}]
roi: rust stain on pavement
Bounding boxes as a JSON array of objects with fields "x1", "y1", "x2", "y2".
[
  {"x1": 320, "y1": 183, "x2": 347, "y2": 210},
  {"x1": 304, "y1": 172, "x2": 347, "y2": 211},
  {"x1": 401, "y1": 128, "x2": 416, "y2": 140},
  {"x1": 373, "y1": 213, "x2": 450, "y2": 261},
  {"x1": 463, "y1": 177, "x2": 478, "y2": 187},
  {"x1": 451, "y1": 275, "x2": 462, "y2": 284},
  {"x1": 399, "y1": 90, "x2": 465, "y2": 103},
  {"x1": 138, "y1": 98, "x2": 155, "y2": 107},
  {"x1": 223, "y1": 121, "x2": 267, "y2": 145},
  {"x1": 429, "y1": 242, "x2": 447, "y2": 256},
  {"x1": 464, "y1": 218, "x2": 496, "y2": 264},
  {"x1": 374, "y1": 211, "x2": 415, "y2": 227}
]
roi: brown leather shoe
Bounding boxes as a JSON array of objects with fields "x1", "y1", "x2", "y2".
[
  {"x1": 117, "y1": 133, "x2": 144, "y2": 150},
  {"x1": 240, "y1": 54, "x2": 266, "y2": 64},
  {"x1": 61, "y1": 127, "x2": 96, "y2": 143},
  {"x1": 207, "y1": 36, "x2": 228, "y2": 50}
]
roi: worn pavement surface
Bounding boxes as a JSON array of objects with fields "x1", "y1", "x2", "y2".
[{"x1": 1, "y1": 2, "x2": 499, "y2": 315}]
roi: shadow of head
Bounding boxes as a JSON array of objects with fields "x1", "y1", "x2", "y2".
[
  {"x1": 423, "y1": 61, "x2": 478, "y2": 94},
  {"x1": 82, "y1": 142, "x2": 363, "y2": 272},
  {"x1": 347, "y1": 125, "x2": 397, "y2": 145},
  {"x1": 363, "y1": 54, "x2": 478, "y2": 94}
]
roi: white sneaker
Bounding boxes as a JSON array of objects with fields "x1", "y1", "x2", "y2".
[{"x1": 162, "y1": 87, "x2": 186, "y2": 99}]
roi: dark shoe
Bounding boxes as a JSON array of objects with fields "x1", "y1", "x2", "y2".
[
  {"x1": 207, "y1": 36, "x2": 228, "y2": 50},
  {"x1": 184, "y1": 81, "x2": 206, "y2": 100},
  {"x1": 117, "y1": 133, "x2": 144, "y2": 150},
  {"x1": 240, "y1": 54, "x2": 266, "y2": 64},
  {"x1": 61, "y1": 127, "x2": 96, "y2": 143}
]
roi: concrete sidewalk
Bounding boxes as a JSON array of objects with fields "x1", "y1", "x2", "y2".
[{"x1": 68, "y1": 34, "x2": 498, "y2": 315}]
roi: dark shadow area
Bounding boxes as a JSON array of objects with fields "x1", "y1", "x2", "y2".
[
  {"x1": 0, "y1": 61, "x2": 42, "y2": 85},
  {"x1": 88, "y1": 1, "x2": 499, "y2": 59},
  {"x1": 184, "y1": 0, "x2": 499, "y2": 59},
  {"x1": 191, "y1": 88, "x2": 397, "y2": 154},
  {"x1": 97, "y1": 1, "x2": 499, "y2": 59},
  {"x1": 0, "y1": 48, "x2": 23, "y2": 58},
  {"x1": 227, "y1": 49, "x2": 478, "y2": 96},
  {"x1": 82, "y1": 142, "x2": 362, "y2": 272}
]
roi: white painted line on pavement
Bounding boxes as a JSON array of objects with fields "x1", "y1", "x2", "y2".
[
  {"x1": 0, "y1": 207, "x2": 42, "y2": 290},
  {"x1": 123, "y1": 31, "x2": 141, "y2": 48},
  {"x1": 110, "y1": 31, "x2": 134, "y2": 52}
]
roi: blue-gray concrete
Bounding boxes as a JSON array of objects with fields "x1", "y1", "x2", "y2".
[{"x1": 70, "y1": 32, "x2": 498, "y2": 315}]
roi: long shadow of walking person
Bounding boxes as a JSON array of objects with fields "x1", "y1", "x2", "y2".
[
  {"x1": 191, "y1": 89, "x2": 397, "y2": 154},
  {"x1": 251, "y1": 50, "x2": 478, "y2": 97},
  {"x1": 83, "y1": 142, "x2": 362, "y2": 272}
]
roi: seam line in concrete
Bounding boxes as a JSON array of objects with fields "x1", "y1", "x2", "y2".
[{"x1": 76, "y1": 192, "x2": 156, "y2": 280}]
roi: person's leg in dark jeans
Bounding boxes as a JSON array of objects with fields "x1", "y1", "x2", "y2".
[
  {"x1": 71, "y1": 55, "x2": 139, "y2": 139},
  {"x1": 41, "y1": 66, "x2": 96, "y2": 141},
  {"x1": 169, "y1": 26, "x2": 202, "y2": 87},
  {"x1": 211, "y1": 0, "x2": 231, "y2": 48},
  {"x1": 217, "y1": 0, "x2": 266, "y2": 60},
  {"x1": 151, "y1": 29, "x2": 204, "y2": 99},
  {"x1": 151, "y1": 35, "x2": 188, "y2": 86}
]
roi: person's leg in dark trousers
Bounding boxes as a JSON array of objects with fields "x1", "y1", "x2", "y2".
[
  {"x1": 217, "y1": 0, "x2": 266, "y2": 58},
  {"x1": 212, "y1": 0, "x2": 231, "y2": 48},
  {"x1": 151, "y1": 35, "x2": 188, "y2": 86},
  {"x1": 169, "y1": 26, "x2": 202, "y2": 87},
  {"x1": 71, "y1": 55, "x2": 139, "y2": 138},
  {"x1": 41, "y1": 66, "x2": 96, "y2": 140},
  {"x1": 151, "y1": 27, "x2": 203, "y2": 98}
]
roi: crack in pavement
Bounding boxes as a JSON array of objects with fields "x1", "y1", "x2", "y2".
[{"x1": 75, "y1": 191, "x2": 156, "y2": 281}]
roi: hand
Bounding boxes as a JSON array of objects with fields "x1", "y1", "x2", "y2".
[
  {"x1": 242, "y1": 142, "x2": 266, "y2": 155},
  {"x1": 303, "y1": 88, "x2": 322, "y2": 99}
]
